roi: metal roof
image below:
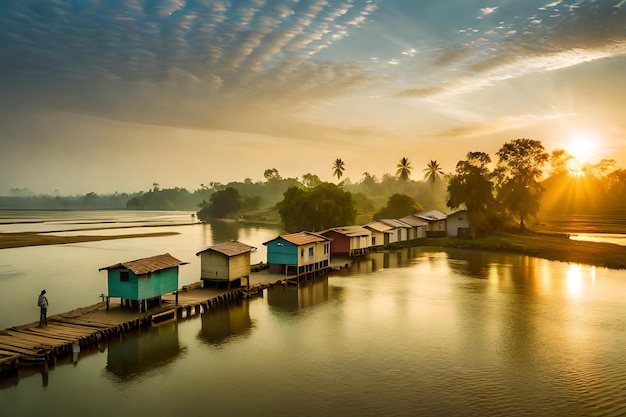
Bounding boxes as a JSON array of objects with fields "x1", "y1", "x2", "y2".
[
  {"x1": 363, "y1": 221, "x2": 394, "y2": 233},
  {"x1": 321, "y1": 225, "x2": 371, "y2": 237},
  {"x1": 99, "y1": 253, "x2": 187, "y2": 275},
  {"x1": 196, "y1": 241, "x2": 257, "y2": 257},
  {"x1": 379, "y1": 218, "x2": 412, "y2": 228},
  {"x1": 264, "y1": 231, "x2": 330, "y2": 246},
  {"x1": 399, "y1": 215, "x2": 430, "y2": 227},
  {"x1": 415, "y1": 210, "x2": 448, "y2": 221}
]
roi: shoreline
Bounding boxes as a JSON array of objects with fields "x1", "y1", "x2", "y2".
[{"x1": 2, "y1": 228, "x2": 626, "y2": 269}]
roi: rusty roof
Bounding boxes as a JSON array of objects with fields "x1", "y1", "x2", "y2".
[
  {"x1": 265, "y1": 231, "x2": 330, "y2": 246},
  {"x1": 196, "y1": 241, "x2": 257, "y2": 257},
  {"x1": 99, "y1": 253, "x2": 187, "y2": 275},
  {"x1": 321, "y1": 226, "x2": 371, "y2": 237}
]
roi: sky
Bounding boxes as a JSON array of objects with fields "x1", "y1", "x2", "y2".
[{"x1": 1, "y1": 0, "x2": 625, "y2": 195}]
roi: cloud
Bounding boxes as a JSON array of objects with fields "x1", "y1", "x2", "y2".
[
  {"x1": 397, "y1": 0, "x2": 626, "y2": 98},
  {"x1": 0, "y1": 0, "x2": 379, "y2": 141}
]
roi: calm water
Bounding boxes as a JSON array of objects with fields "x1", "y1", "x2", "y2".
[{"x1": 1, "y1": 211, "x2": 626, "y2": 416}]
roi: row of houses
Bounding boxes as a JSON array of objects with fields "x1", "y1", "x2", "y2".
[{"x1": 99, "y1": 209, "x2": 468, "y2": 312}]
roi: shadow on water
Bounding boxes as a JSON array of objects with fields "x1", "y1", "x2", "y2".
[
  {"x1": 198, "y1": 302, "x2": 254, "y2": 346},
  {"x1": 106, "y1": 321, "x2": 183, "y2": 381},
  {"x1": 267, "y1": 276, "x2": 329, "y2": 313}
]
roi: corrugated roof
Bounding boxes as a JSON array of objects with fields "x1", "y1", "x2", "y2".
[
  {"x1": 265, "y1": 231, "x2": 330, "y2": 246},
  {"x1": 321, "y1": 225, "x2": 371, "y2": 237},
  {"x1": 416, "y1": 210, "x2": 448, "y2": 221},
  {"x1": 379, "y1": 219, "x2": 411, "y2": 228},
  {"x1": 364, "y1": 221, "x2": 394, "y2": 233},
  {"x1": 197, "y1": 241, "x2": 257, "y2": 257},
  {"x1": 399, "y1": 215, "x2": 430, "y2": 227},
  {"x1": 99, "y1": 253, "x2": 187, "y2": 275}
]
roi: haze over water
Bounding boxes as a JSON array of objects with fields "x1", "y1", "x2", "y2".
[{"x1": 1, "y1": 210, "x2": 626, "y2": 416}]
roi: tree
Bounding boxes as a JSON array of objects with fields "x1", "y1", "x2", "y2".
[
  {"x1": 423, "y1": 160, "x2": 444, "y2": 185},
  {"x1": 373, "y1": 194, "x2": 422, "y2": 220},
  {"x1": 277, "y1": 183, "x2": 356, "y2": 232},
  {"x1": 447, "y1": 152, "x2": 497, "y2": 237},
  {"x1": 302, "y1": 173, "x2": 322, "y2": 188},
  {"x1": 549, "y1": 149, "x2": 574, "y2": 175},
  {"x1": 264, "y1": 168, "x2": 282, "y2": 181},
  {"x1": 196, "y1": 187, "x2": 242, "y2": 221},
  {"x1": 333, "y1": 158, "x2": 346, "y2": 180},
  {"x1": 495, "y1": 139, "x2": 549, "y2": 229},
  {"x1": 396, "y1": 157, "x2": 412, "y2": 181}
]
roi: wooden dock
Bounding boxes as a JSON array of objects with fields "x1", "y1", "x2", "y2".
[{"x1": 0, "y1": 282, "x2": 272, "y2": 376}]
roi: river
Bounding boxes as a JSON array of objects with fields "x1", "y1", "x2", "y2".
[{"x1": 1, "y1": 210, "x2": 625, "y2": 416}]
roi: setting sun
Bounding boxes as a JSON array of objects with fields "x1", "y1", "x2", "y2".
[{"x1": 566, "y1": 131, "x2": 597, "y2": 164}]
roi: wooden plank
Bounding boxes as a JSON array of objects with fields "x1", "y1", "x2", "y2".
[
  {"x1": 0, "y1": 337, "x2": 44, "y2": 350},
  {"x1": 23, "y1": 329, "x2": 78, "y2": 342},
  {"x1": 29, "y1": 324, "x2": 92, "y2": 337},
  {"x1": 0, "y1": 343, "x2": 39, "y2": 356},
  {"x1": 4, "y1": 330, "x2": 60, "y2": 347}
]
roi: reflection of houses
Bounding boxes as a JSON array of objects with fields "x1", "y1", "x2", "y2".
[
  {"x1": 447, "y1": 209, "x2": 470, "y2": 237},
  {"x1": 320, "y1": 226, "x2": 371, "y2": 256},
  {"x1": 399, "y1": 215, "x2": 429, "y2": 240},
  {"x1": 267, "y1": 277, "x2": 329, "y2": 311},
  {"x1": 416, "y1": 210, "x2": 448, "y2": 237},
  {"x1": 199, "y1": 302, "x2": 252, "y2": 345},
  {"x1": 99, "y1": 253, "x2": 187, "y2": 312},
  {"x1": 196, "y1": 241, "x2": 257, "y2": 288},
  {"x1": 106, "y1": 321, "x2": 181, "y2": 380},
  {"x1": 263, "y1": 232, "x2": 331, "y2": 276}
]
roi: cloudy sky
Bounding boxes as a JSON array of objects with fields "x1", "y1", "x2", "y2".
[{"x1": 1, "y1": 0, "x2": 625, "y2": 195}]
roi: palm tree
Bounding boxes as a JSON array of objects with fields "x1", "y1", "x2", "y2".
[
  {"x1": 396, "y1": 157, "x2": 412, "y2": 181},
  {"x1": 333, "y1": 158, "x2": 346, "y2": 180},
  {"x1": 424, "y1": 160, "x2": 443, "y2": 185}
]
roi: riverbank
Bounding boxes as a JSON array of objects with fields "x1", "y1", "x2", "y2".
[
  {"x1": 416, "y1": 232, "x2": 626, "y2": 270},
  {"x1": 2, "y1": 228, "x2": 626, "y2": 269},
  {"x1": 0, "y1": 231, "x2": 180, "y2": 250}
]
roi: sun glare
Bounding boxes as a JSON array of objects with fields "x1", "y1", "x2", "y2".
[
  {"x1": 566, "y1": 132, "x2": 597, "y2": 163},
  {"x1": 564, "y1": 131, "x2": 599, "y2": 177}
]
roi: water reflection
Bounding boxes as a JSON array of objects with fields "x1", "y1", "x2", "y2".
[
  {"x1": 209, "y1": 220, "x2": 240, "y2": 243},
  {"x1": 267, "y1": 276, "x2": 328, "y2": 312},
  {"x1": 106, "y1": 321, "x2": 182, "y2": 380},
  {"x1": 198, "y1": 302, "x2": 253, "y2": 345}
]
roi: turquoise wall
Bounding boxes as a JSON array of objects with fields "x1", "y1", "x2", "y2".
[
  {"x1": 266, "y1": 238, "x2": 298, "y2": 265},
  {"x1": 107, "y1": 267, "x2": 178, "y2": 300}
]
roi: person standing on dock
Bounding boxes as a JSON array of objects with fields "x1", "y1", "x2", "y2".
[{"x1": 38, "y1": 289, "x2": 48, "y2": 327}]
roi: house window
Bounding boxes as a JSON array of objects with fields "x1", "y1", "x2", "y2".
[
  {"x1": 120, "y1": 269, "x2": 129, "y2": 282},
  {"x1": 309, "y1": 247, "x2": 314, "y2": 257},
  {"x1": 324, "y1": 244, "x2": 328, "y2": 254},
  {"x1": 301, "y1": 249, "x2": 304, "y2": 258}
]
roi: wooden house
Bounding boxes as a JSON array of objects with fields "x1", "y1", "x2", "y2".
[
  {"x1": 415, "y1": 210, "x2": 448, "y2": 237},
  {"x1": 378, "y1": 219, "x2": 411, "y2": 243},
  {"x1": 320, "y1": 226, "x2": 371, "y2": 256},
  {"x1": 196, "y1": 241, "x2": 257, "y2": 288},
  {"x1": 363, "y1": 220, "x2": 394, "y2": 248},
  {"x1": 399, "y1": 215, "x2": 429, "y2": 240},
  {"x1": 263, "y1": 231, "x2": 331, "y2": 276},
  {"x1": 99, "y1": 253, "x2": 187, "y2": 312},
  {"x1": 447, "y1": 209, "x2": 470, "y2": 237}
]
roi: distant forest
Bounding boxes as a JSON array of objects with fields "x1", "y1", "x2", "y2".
[{"x1": 3, "y1": 150, "x2": 626, "y2": 227}]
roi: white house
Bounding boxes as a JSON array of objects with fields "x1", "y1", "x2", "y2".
[
  {"x1": 446, "y1": 209, "x2": 470, "y2": 237},
  {"x1": 415, "y1": 210, "x2": 448, "y2": 237}
]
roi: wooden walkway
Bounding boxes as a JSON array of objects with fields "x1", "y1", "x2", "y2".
[{"x1": 0, "y1": 283, "x2": 270, "y2": 376}]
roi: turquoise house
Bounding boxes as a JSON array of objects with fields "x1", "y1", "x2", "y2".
[
  {"x1": 99, "y1": 253, "x2": 187, "y2": 312},
  {"x1": 263, "y1": 231, "x2": 331, "y2": 276}
]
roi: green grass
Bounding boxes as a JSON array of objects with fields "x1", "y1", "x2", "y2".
[{"x1": 416, "y1": 231, "x2": 626, "y2": 270}]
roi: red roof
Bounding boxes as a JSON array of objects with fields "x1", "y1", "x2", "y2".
[{"x1": 99, "y1": 253, "x2": 187, "y2": 275}]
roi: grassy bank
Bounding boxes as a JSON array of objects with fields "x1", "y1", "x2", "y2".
[
  {"x1": 415, "y1": 232, "x2": 626, "y2": 270},
  {"x1": 0, "y1": 231, "x2": 179, "y2": 250}
]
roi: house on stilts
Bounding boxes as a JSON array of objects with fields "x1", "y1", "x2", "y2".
[
  {"x1": 99, "y1": 253, "x2": 188, "y2": 312},
  {"x1": 263, "y1": 231, "x2": 331, "y2": 277}
]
